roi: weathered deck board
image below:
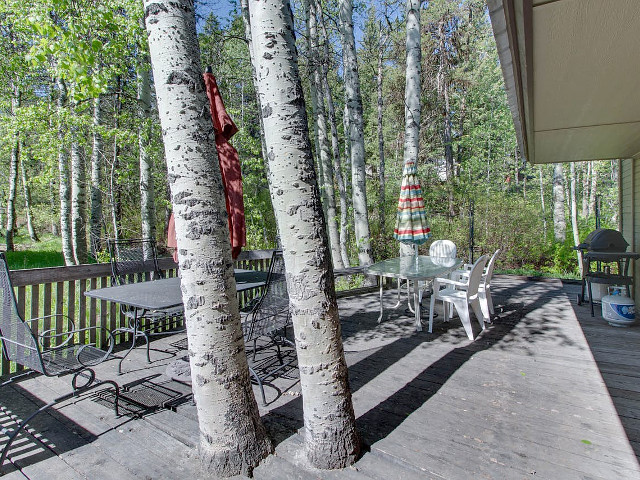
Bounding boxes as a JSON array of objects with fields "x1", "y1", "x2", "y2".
[{"x1": 1, "y1": 276, "x2": 639, "y2": 479}]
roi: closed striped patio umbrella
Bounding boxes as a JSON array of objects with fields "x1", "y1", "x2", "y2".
[{"x1": 393, "y1": 160, "x2": 431, "y2": 253}]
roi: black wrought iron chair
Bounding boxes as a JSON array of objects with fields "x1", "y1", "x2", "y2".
[
  {"x1": 107, "y1": 238, "x2": 164, "y2": 285},
  {"x1": 241, "y1": 250, "x2": 295, "y2": 405},
  {"x1": 0, "y1": 253, "x2": 120, "y2": 469},
  {"x1": 106, "y1": 238, "x2": 184, "y2": 366}
]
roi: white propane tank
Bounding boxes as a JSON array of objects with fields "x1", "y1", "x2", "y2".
[{"x1": 601, "y1": 293, "x2": 635, "y2": 327}]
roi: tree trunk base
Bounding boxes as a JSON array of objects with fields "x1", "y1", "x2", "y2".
[
  {"x1": 199, "y1": 436, "x2": 273, "y2": 478},
  {"x1": 304, "y1": 428, "x2": 361, "y2": 470}
]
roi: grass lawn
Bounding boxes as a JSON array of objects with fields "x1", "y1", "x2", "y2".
[{"x1": 3, "y1": 234, "x2": 67, "y2": 270}]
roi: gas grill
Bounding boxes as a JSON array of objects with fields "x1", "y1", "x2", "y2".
[{"x1": 575, "y1": 229, "x2": 639, "y2": 316}]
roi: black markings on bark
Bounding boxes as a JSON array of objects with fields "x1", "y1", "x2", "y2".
[
  {"x1": 186, "y1": 295, "x2": 205, "y2": 309},
  {"x1": 173, "y1": 190, "x2": 193, "y2": 202},
  {"x1": 167, "y1": 69, "x2": 201, "y2": 94},
  {"x1": 145, "y1": 2, "x2": 168, "y2": 18}
]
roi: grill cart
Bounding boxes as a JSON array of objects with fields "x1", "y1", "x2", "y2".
[{"x1": 575, "y1": 229, "x2": 639, "y2": 317}]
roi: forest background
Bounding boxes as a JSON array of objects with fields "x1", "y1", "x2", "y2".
[{"x1": 0, "y1": 0, "x2": 618, "y2": 277}]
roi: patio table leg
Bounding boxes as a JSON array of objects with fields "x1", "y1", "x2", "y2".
[
  {"x1": 377, "y1": 275, "x2": 384, "y2": 323},
  {"x1": 413, "y1": 280, "x2": 422, "y2": 332},
  {"x1": 115, "y1": 312, "x2": 150, "y2": 375},
  {"x1": 392, "y1": 278, "x2": 402, "y2": 308}
]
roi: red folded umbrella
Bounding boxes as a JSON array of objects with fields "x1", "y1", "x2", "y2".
[
  {"x1": 204, "y1": 73, "x2": 246, "y2": 259},
  {"x1": 167, "y1": 73, "x2": 246, "y2": 260}
]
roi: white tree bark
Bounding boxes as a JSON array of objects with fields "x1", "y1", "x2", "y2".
[
  {"x1": 57, "y1": 78, "x2": 74, "y2": 265},
  {"x1": 539, "y1": 166, "x2": 547, "y2": 239},
  {"x1": 339, "y1": 0, "x2": 374, "y2": 272},
  {"x1": 317, "y1": 6, "x2": 350, "y2": 267},
  {"x1": 144, "y1": 0, "x2": 272, "y2": 476},
  {"x1": 138, "y1": 63, "x2": 156, "y2": 244},
  {"x1": 588, "y1": 161, "x2": 597, "y2": 218},
  {"x1": 71, "y1": 121, "x2": 87, "y2": 265},
  {"x1": 90, "y1": 96, "x2": 103, "y2": 257},
  {"x1": 570, "y1": 163, "x2": 583, "y2": 276},
  {"x1": 5, "y1": 141, "x2": 18, "y2": 250},
  {"x1": 377, "y1": 22, "x2": 387, "y2": 238},
  {"x1": 552, "y1": 163, "x2": 566, "y2": 242},
  {"x1": 20, "y1": 148, "x2": 38, "y2": 242},
  {"x1": 305, "y1": 0, "x2": 344, "y2": 270},
  {"x1": 6, "y1": 83, "x2": 19, "y2": 251},
  {"x1": 581, "y1": 162, "x2": 589, "y2": 217},
  {"x1": 400, "y1": 0, "x2": 421, "y2": 258},
  {"x1": 249, "y1": 0, "x2": 360, "y2": 468},
  {"x1": 240, "y1": 0, "x2": 269, "y2": 164}
]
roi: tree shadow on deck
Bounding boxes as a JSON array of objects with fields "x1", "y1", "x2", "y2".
[
  {"x1": 264, "y1": 278, "x2": 576, "y2": 450},
  {"x1": 0, "y1": 380, "x2": 99, "y2": 473}
]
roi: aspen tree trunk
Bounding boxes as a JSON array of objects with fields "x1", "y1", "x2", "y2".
[
  {"x1": 20, "y1": 149, "x2": 38, "y2": 242},
  {"x1": 581, "y1": 162, "x2": 589, "y2": 217},
  {"x1": 343, "y1": 103, "x2": 352, "y2": 196},
  {"x1": 138, "y1": 63, "x2": 156, "y2": 244},
  {"x1": 110, "y1": 76, "x2": 123, "y2": 240},
  {"x1": 240, "y1": 0, "x2": 269, "y2": 164},
  {"x1": 90, "y1": 96, "x2": 103, "y2": 257},
  {"x1": 305, "y1": 0, "x2": 344, "y2": 269},
  {"x1": 377, "y1": 21, "x2": 386, "y2": 238},
  {"x1": 588, "y1": 161, "x2": 597, "y2": 218},
  {"x1": 249, "y1": 0, "x2": 360, "y2": 468},
  {"x1": 317, "y1": 4, "x2": 350, "y2": 267},
  {"x1": 6, "y1": 84, "x2": 19, "y2": 251},
  {"x1": 6, "y1": 140, "x2": 18, "y2": 252},
  {"x1": 49, "y1": 180, "x2": 59, "y2": 236},
  {"x1": 0, "y1": 192, "x2": 4, "y2": 239},
  {"x1": 57, "y1": 79, "x2": 74, "y2": 265},
  {"x1": 400, "y1": 0, "x2": 421, "y2": 258},
  {"x1": 144, "y1": 1, "x2": 272, "y2": 475},
  {"x1": 339, "y1": 0, "x2": 374, "y2": 274},
  {"x1": 570, "y1": 163, "x2": 583, "y2": 276},
  {"x1": 71, "y1": 120, "x2": 87, "y2": 265},
  {"x1": 552, "y1": 163, "x2": 566, "y2": 242}
]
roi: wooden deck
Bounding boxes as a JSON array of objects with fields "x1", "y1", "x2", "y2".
[{"x1": 1, "y1": 276, "x2": 639, "y2": 479}]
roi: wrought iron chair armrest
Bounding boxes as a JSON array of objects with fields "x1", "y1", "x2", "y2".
[
  {"x1": 26, "y1": 313, "x2": 76, "y2": 331},
  {"x1": 40, "y1": 325, "x2": 115, "y2": 358},
  {"x1": 40, "y1": 325, "x2": 116, "y2": 367},
  {"x1": 26, "y1": 314, "x2": 75, "y2": 349}
]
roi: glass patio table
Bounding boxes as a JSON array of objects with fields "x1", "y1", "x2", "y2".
[
  {"x1": 366, "y1": 255, "x2": 462, "y2": 332},
  {"x1": 85, "y1": 269, "x2": 268, "y2": 373}
]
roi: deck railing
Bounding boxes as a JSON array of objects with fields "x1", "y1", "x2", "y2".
[{"x1": 4, "y1": 249, "x2": 276, "y2": 377}]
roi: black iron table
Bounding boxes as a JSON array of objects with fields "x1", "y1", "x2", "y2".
[{"x1": 85, "y1": 269, "x2": 268, "y2": 373}]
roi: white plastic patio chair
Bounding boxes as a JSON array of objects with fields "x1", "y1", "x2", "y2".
[
  {"x1": 452, "y1": 249, "x2": 501, "y2": 322},
  {"x1": 429, "y1": 239, "x2": 457, "y2": 258},
  {"x1": 415, "y1": 240, "x2": 458, "y2": 304},
  {"x1": 428, "y1": 254, "x2": 488, "y2": 340}
]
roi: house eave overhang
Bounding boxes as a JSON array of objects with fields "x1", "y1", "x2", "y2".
[{"x1": 487, "y1": 0, "x2": 640, "y2": 165}]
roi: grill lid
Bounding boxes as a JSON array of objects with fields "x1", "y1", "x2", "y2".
[{"x1": 577, "y1": 229, "x2": 629, "y2": 252}]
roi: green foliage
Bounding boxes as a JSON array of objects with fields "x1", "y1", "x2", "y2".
[
  {"x1": 4, "y1": 234, "x2": 64, "y2": 269},
  {"x1": 0, "y1": 0, "x2": 622, "y2": 280}
]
